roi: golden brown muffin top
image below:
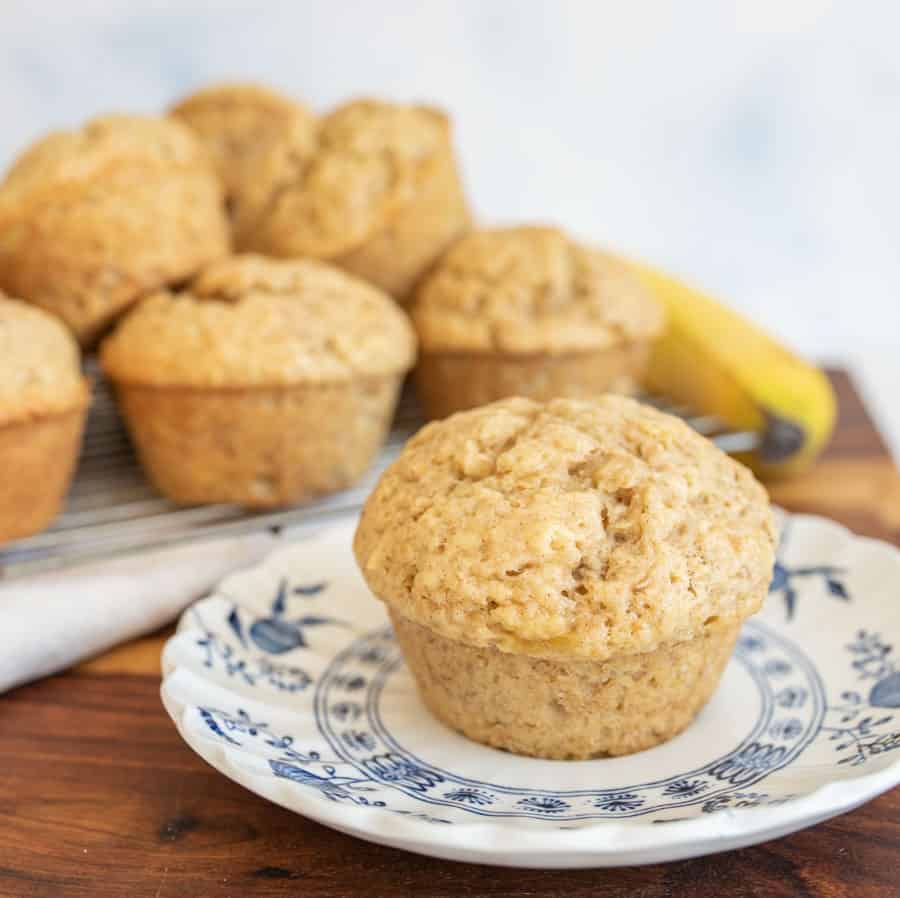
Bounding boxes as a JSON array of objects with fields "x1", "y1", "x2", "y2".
[
  {"x1": 412, "y1": 226, "x2": 665, "y2": 355},
  {"x1": 354, "y1": 395, "x2": 775, "y2": 661},
  {"x1": 233, "y1": 98, "x2": 451, "y2": 257},
  {"x1": 0, "y1": 294, "x2": 89, "y2": 424},
  {"x1": 169, "y1": 82, "x2": 314, "y2": 197},
  {"x1": 0, "y1": 115, "x2": 213, "y2": 219},
  {"x1": 100, "y1": 254, "x2": 416, "y2": 387}
]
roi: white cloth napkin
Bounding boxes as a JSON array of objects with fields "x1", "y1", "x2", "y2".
[{"x1": 0, "y1": 531, "x2": 288, "y2": 693}]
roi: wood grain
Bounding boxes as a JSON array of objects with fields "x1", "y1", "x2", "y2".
[{"x1": 2, "y1": 370, "x2": 898, "y2": 897}]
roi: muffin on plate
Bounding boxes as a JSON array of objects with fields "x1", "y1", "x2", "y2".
[
  {"x1": 411, "y1": 226, "x2": 665, "y2": 419},
  {"x1": 0, "y1": 294, "x2": 89, "y2": 543},
  {"x1": 354, "y1": 395, "x2": 775, "y2": 759},
  {"x1": 0, "y1": 115, "x2": 230, "y2": 345},
  {"x1": 169, "y1": 82, "x2": 314, "y2": 213},
  {"x1": 100, "y1": 254, "x2": 415, "y2": 508},
  {"x1": 233, "y1": 98, "x2": 470, "y2": 302}
]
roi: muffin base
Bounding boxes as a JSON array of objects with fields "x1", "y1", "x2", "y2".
[
  {"x1": 414, "y1": 342, "x2": 650, "y2": 419},
  {"x1": 391, "y1": 611, "x2": 741, "y2": 759},
  {"x1": 0, "y1": 407, "x2": 87, "y2": 543},
  {"x1": 114, "y1": 376, "x2": 402, "y2": 508},
  {"x1": 334, "y1": 141, "x2": 470, "y2": 302}
]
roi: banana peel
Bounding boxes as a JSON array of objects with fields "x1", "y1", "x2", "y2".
[{"x1": 626, "y1": 259, "x2": 836, "y2": 479}]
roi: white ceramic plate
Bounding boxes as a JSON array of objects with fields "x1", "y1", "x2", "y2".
[{"x1": 161, "y1": 512, "x2": 900, "y2": 868}]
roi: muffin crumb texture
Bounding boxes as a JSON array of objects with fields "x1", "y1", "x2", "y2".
[
  {"x1": 0, "y1": 295, "x2": 88, "y2": 424},
  {"x1": 100, "y1": 255, "x2": 416, "y2": 387},
  {"x1": 392, "y1": 612, "x2": 740, "y2": 758},
  {"x1": 413, "y1": 226, "x2": 665, "y2": 355},
  {"x1": 100, "y1": 255, "x2": 415, "y2": 508},
  {"x1": 236, "y1": 99, "x2": 447, "y2": 254},
  {"x1": 170, "y1": 82, "x2": 314, "y2": 200},
  {"x1": 355, "y1": 395, "x2": 775, "y2": 661},
  {"x1": 0, "y1": 294, "x2": 88, "y2": 542},
  {"x1": 233, "y1": 98, "x2": 469, "y2": 299},
  {"x1": 0, "y1": 115, "x2": 229, "y2": 345}
]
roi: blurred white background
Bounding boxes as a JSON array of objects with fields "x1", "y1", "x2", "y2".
[{"x1": 2, "y1": 0, "x2": 898, "y2": 450}]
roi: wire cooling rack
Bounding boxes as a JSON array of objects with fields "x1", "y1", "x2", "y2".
[{"x1": 0, "y1": 367, "x2": 758, "y2": 579}]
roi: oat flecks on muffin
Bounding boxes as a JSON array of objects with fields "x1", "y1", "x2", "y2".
[
  {"x1": 354, "y1": 395, "x2": 775, "y2": 661},
  {"x1": 235, "y1": 99, "x2": 447, "y2": 254},
  {"x1": 100, "y1": 254, "x2": 416, "y2": 388},
  {"x1": 412, "y1": 226, "x2": 665, "y2": 355},
  {"x1": 170, "y1": 82, "x2": 315, "y2": 199},
  {"x1": 0, "y1": 115, "x2": 210, "y2": 196},
  {"x1": 232, "y1": 98, "x2": 470, "y2": 299},
  {"x1": 100, "y1": 255, "x2": 415, "y2": 508},
  {"x1": 0, "y1": 114, "x2": 229, "y2": 345},
  {"x1": 0, "y1": 293, "x2": 89, "y2": 542},
  {"x1": 0, "y1": 294, "x2": 88, "y2": 424}
]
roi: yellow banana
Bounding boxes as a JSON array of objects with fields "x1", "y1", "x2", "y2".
[{"x1": 626, "y1": 259, "x2": 836, "y2": 479}]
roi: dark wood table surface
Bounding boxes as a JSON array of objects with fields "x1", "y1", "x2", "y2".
[{"x1": 2, "y1": 370, "x2": 899, "y2": 898}]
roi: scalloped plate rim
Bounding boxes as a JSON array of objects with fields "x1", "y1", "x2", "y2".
[{"x1": 159, "y1": 511, "x2": 900, "y2": 867}]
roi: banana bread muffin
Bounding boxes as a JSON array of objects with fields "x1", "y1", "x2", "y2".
[
  {"x1": 170, "y1": 82, "x2": 315, "y2": 213},
  {"x1": 354, "y1": 395, "x2": 775, "y2": 759},
  {"x1": 412, "y1": 226, "x2": 665, "y2": 418},
  {"x1": 100, "y1": 255, "x2": 415, "y2": 507},
  {"x1": 0, "y1": 294, "x2": 89, "y2": 542},
  {"x1": 0, "y1": 115, "x2": 230, "y2": 345},
  {"x1": 233, "y1": 98, "x2": 470, "y2": 302}
]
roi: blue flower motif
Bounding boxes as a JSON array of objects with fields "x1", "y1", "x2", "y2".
[
  {"x1": 341, "y1": 729, "x2": 377, "y2": 752},
  {"x1": 738, "y1": 635, "x2": 766, "y2": 653},
  {"x1": 734, "y1": 742, "x2": 786, "y2": 772},
  {"x1": 517, "y1": 796, "x2": 570, "y2": 814},
  {"x1": 255, "y1": 658, "x2": 312, "y2": 692},
  {"x1": 662, "y1": 778, "x2": 709, "y2": 798},
  {"x1": 709, "y1": 741, "x2": 788, "y2": 785},
  {"x1": 769, "y1": 551, "x2": 848, "y2": 620},
  {"x1": 775, "y1": 687, "x2": 808, "y2": 709},
  {"x1": 198, "y1": 707, "x2": 270, "y2": 745},
  {"x1": 270, "y1": 760, "x2": 384, "y2": 806},
  {"x1": 357, "y1": 646, "x2": 389, "y2": 665},
  {"x1": 870, "y1": 675, "x2": 900, "y2": 710},
  {"x1": 844, "y1": 630, "x2": 900, "y2": 708},
  {"x1": 331, "y1": 702, "x2": 362, "y2": 722},
  {"x1": 769, "y1": 718, "x2": 804, "y2": 740},
  {"x1": 763, "y1": 659, "x2": 792, "y2": 677},
  {"x1": 362, "y1": 754, "x2": 444, "y2": 792},
  {"x1": 226, "y1": 578, "x2": 343, "y2": 655},
  {"x1": 195, "y1": 630, "x2": 314, "y2": 691},
  {"x1": 443, "y1": 788, "x2": 495, "y2": 806},
  {"x1": 701, "y1": 795, "x2": 732, "y2": 814},
  {"x1": 702, "y1": 791, "x2": 768, "y2": 813},
  {"x1": 594, "y1": 792, "x2": 644, "y2": 812},
  {"x1": 334, "y1": 675, "x2": 367, "y2": 692}
]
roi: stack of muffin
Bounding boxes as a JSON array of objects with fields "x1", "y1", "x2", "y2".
[
  {"x1": 0, "y1": 82, "x2": 664, "y2": 539},
  {"x1": 0, "y1": 83, "x2": 776, "y2": 762}
]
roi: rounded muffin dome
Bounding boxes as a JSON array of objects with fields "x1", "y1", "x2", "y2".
[
  {"x1": 412, "y1": 226, "x2": 665, "y2": 355},
  {"x1": 0, "y1": 114, "x2": 229, "y2": 346},
  {"x1": 0, "y1": 293, "x2": 88, "y2": 424},
  {"x1": 100, "y1": 254, "x2": 416, "y2": 387},
  {"x1": 354, "y1": 395, "x2": 775, "y2": 660},
  {"x1": 0, "y1": 115, "x2": 211, "y2": 198},
  {"x1": 234, "y1": 99, "x2": 450, "y2": 257},
  {"x1": 170, "y1": 82, "x2": 314, "y2": 200}
]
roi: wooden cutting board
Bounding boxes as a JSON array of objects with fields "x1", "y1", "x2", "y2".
[{"x1": 1, "y1": 370, "x2": 898, "y2": 898}]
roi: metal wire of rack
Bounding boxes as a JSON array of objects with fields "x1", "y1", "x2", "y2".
[{"x1": 0, "y1": 371, "x2": 758, "y2": 580}]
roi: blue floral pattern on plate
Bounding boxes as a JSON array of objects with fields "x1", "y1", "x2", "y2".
[{"x1": 161, "y1": 513, "x2": 900, "y2": 864}]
